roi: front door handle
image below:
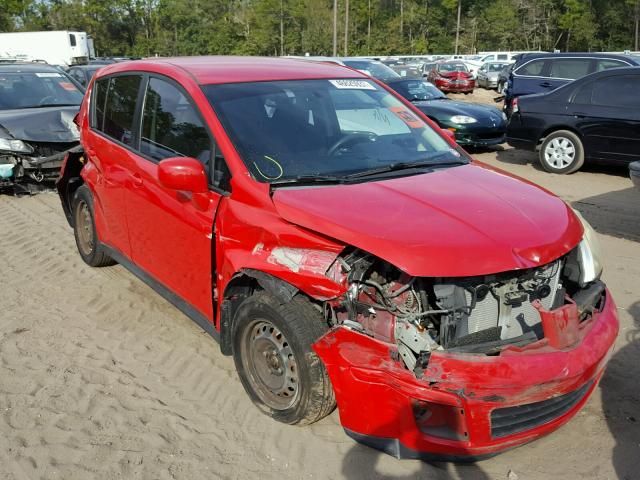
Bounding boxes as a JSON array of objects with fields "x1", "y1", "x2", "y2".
[
  {"x1": 540, "y1": 82, "x2": 552, "y2": 88},
  {"x1": 573, "y1": 112, "x2": 587, "y2": 118},
  {"x1": 132, "y1": 173, "x2": 143, "y2": 187}
]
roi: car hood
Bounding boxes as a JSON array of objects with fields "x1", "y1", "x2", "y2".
[
  {"x1": 0, "y1": 106, "x2": 81, "y2": 143},
  {"x1": 413, "y1": 99, "x2": 504, "y2": 123},
  {"x1": 272, "y1": 163, "x2": 583, "y2": 277}
]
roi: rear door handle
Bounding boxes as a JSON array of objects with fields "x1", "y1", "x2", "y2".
[
  {"x1": 540, "y1": 82, "x2": 552, "y2": 88},
  {"x1": 573, "y1": 112, "x2": 587, "y2": 118},
  {"x1": 132, "y1": 173, "x2": 143, "y2": 187}
]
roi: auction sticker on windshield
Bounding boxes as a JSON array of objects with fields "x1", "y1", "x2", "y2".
[
  {"x1": 329, "y1": 79, "x2": 376, "y2": 90},
  {"x1": 35, "y1": 72, "x2": 62, "y2": 78}
]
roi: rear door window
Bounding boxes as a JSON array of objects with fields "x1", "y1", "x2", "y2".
[
  {"x1": 591, "y1": 75, "x2": 640, "y2": 108},
  {"x1": 548, "y1": 59, "x2": 591, "y2": 79},
  {"x1": 140, "y1": 77, "x2": 211, "y2": 165},
  {"x1": 98, "y1": 75, "x2": 142, "y2": 146},
  {"x1": 515, "y1": 59, "x2": 545, "y2": 77}
]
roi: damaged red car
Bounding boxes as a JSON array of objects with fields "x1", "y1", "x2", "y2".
[
  {"x1": 427, "y1": 61, "x2": 476, "y2": 94},
  {"x1": 57, "y1": 57, "x2": 618, "y2": 461}
]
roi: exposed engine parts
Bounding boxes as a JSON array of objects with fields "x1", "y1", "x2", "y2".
[
  {"x1": 0, "y1": 143, "x2": 76, "y2": 195},
  {"x1": 325, "y1": 248, "x2": 603, "y2": 376}
]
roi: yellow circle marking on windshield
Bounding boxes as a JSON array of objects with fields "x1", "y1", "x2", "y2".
[{"x1": 254, "y1": 155, "x2": 284, "y2": 180}]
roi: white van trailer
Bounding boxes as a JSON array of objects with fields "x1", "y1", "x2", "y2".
[{"x1": 0, "y1": 31, "x2": 94, "y2": 66}]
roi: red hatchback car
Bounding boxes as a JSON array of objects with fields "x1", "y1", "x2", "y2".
[
  {"x1": 428, "y1": 61, "x2": 475, "y2": 94},
  {"x1": 57, "y1": 56, "x2": 618, "y2": 461}
]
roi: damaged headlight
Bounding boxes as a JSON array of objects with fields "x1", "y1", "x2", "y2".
[
  {"x1": 0, "y1": 138, "x2": 33, "y2": 154},
  {"x1": 572, "y1": 209, "x2": 603, "y2": 286}
]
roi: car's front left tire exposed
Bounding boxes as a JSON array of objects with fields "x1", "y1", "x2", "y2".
[
  {"x1": 72, "y1": 185, "x2": 116, "y2": 267},
  {"x1": 232, "y1": 291, "x2": 335, "y2": 425}
]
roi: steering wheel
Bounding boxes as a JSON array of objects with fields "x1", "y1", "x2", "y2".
[
  {"x1": 38, "y1": 96, "x2": 56, "y2": 106},
  {"x1": 328, "y1": 132, "x2": 377, "y2": 156}
]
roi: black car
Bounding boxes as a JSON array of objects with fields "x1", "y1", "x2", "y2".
[
  {"x1": 506, "y1": 66, "x2": 640, "y2": 174},
  {"x1": 386, "y1": 78, "x2": 507, "y2": 147},
  {"x1": 67, "y1": 64, "x2": 104, "y2": 87},
  {"x1": 504, "y1": 53, "x2": 640, "y2": 115},
  {"x1": 0, "y1": 63, "x2": 83, "y2": 194}
]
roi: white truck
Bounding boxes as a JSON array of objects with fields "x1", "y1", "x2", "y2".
[{"x1": 0, "y1": 31, "x2": 95, "y2": 67}]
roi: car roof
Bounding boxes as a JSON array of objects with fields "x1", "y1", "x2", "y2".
[
  {"x1": 516, "y1": 52, "x2": 640, "y2": 64},
  {"x1": 0, "y1": 63, "x2": 64, "y2": 73},
  {"x1": 97, "y1": 56, "x2": 367, "y2": 85},
  {"x1": 69, "y1": 65, "x2": 102, "y2": 70}
]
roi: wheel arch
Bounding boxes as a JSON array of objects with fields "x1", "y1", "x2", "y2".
[
  {"x1": 219, "y1": 269, "x2": 309, "y2": 356},
  {"x1": 537, "y1": 125, "x2": 583, "y2": 149}
]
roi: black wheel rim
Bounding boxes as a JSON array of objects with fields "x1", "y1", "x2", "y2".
[{"x1": 240, "y1": 319, "x2": 299, "y2": 410}]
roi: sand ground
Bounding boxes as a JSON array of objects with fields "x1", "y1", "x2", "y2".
[{"x1": 0, "y1": 89, "x2": 639, "y2": 479}]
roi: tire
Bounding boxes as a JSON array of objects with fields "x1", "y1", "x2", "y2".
[
  {"x1": 72, "y1": 185, "x2": 116, "y2": 267},
  {"x1": 232, "y1": 291, "x2": 335, "y2": 425},
  {"x1": 538, "y1": 130, "x2": 585, "y2": 174}
]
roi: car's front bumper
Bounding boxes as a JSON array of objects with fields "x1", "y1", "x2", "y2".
[
  {"x1": 314, "y1": 288, "x2": 618, "y2": 460},
  {"x1": 441, "y1": 121, "x2": 507, "y2": 147},
  {"x1": 435, "y1": 80, "x2": 475, "y2": 93}
]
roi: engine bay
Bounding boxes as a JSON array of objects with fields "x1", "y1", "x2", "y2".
[{"x1": 324, "y1": 248, "x2": 604, "y2": 376}]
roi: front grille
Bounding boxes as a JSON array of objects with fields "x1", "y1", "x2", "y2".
[{"x1": 490, "y1": 380, "x2": 593, "y2": 438}]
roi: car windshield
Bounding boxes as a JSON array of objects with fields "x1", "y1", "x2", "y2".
[
  {"x1": 391, "y1": 80, "x2": 446, "y2": 101},
  {"x1": 0, "y1": 71, "x2": 83, "y2": 110},
  {"x1": 341, "y1": 60, "x2": 400, "y2": 80},
  {"x1": 439, "y1": 63, "x2": 468, "y2": 72},
  {"x1": 203, "y1": 79, "x2": 464, "y2": 183}
]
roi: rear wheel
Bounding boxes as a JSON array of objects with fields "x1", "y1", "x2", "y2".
[
  {"x1": 539, "y1": 130, "x2": 584, "y2": 174},
  {"x1": 72, "y1": 186, "x2": 115, "y2": 267},
  {"x1": 232, "y1": 291, "x2": 335, "y2": 425}
]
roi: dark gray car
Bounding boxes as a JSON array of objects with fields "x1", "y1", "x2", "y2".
[{"x1": 0, "y1": 63, "x2": 83, "y2": 194}]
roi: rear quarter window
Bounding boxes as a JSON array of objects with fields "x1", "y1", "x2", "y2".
[{"x1": 596, "y1": 59, "x2": 629, "y2": 71}]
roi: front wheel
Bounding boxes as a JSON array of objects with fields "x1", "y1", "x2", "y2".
[
  {"x1": 232, "y1": 292, "x2": 335, "y2": 425},
  {"x1": 539, "y1": 130, "x2": 585, "y2": 174}
]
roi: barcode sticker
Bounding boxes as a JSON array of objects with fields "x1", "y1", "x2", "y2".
[{"x1": 329, "y1": 79, "x2": 376, "y2": 90}]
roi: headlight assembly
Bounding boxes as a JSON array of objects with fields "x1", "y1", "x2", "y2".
[
  {"x1": 450, "y1": 115, "x2": 477, "y2": 124},
  {"x1": 0, "y1": 138, "x2": 33, "y2": 154},
  {"x1": 571, "y1": 209, "x2": 603, "y2": 286}
]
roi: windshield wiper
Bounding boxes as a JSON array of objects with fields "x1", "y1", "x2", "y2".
[
  {"x1": 24, "y1": 103, "x2": 80, "y2": 109},
  {"x1": 270, "y1": 174, "x2": 347, "y2": 186},
  {"x1": 344, "y1": 154, "x2": 466, "y2": 180}
]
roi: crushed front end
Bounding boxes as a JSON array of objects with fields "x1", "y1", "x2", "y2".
[
  {"x1": 314, "y1": 242, "x2": 618, "y2": 460},
  {"x1": 0, "y1": 140, "x2": 78, "y2": 195}
]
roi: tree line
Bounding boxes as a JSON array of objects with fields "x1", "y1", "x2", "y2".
[{"x1": 1, "y1": 0, "x2": 639, "y2": 58}]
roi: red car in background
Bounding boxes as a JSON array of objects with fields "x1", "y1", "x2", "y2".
[
  {"x1": 428, "y1": 61, "x2": 475, "y2": 93},
  {"x1": 57, "y1": 56, "x2": 617, "y2": 461}
]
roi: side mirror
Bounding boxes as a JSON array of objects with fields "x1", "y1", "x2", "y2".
[
  {"x1": 158, "y1": 157, "x2": 208, "y2": 193},
  {"x1": 441, "y1": 128, "x2": 457, "y2": 143}
]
